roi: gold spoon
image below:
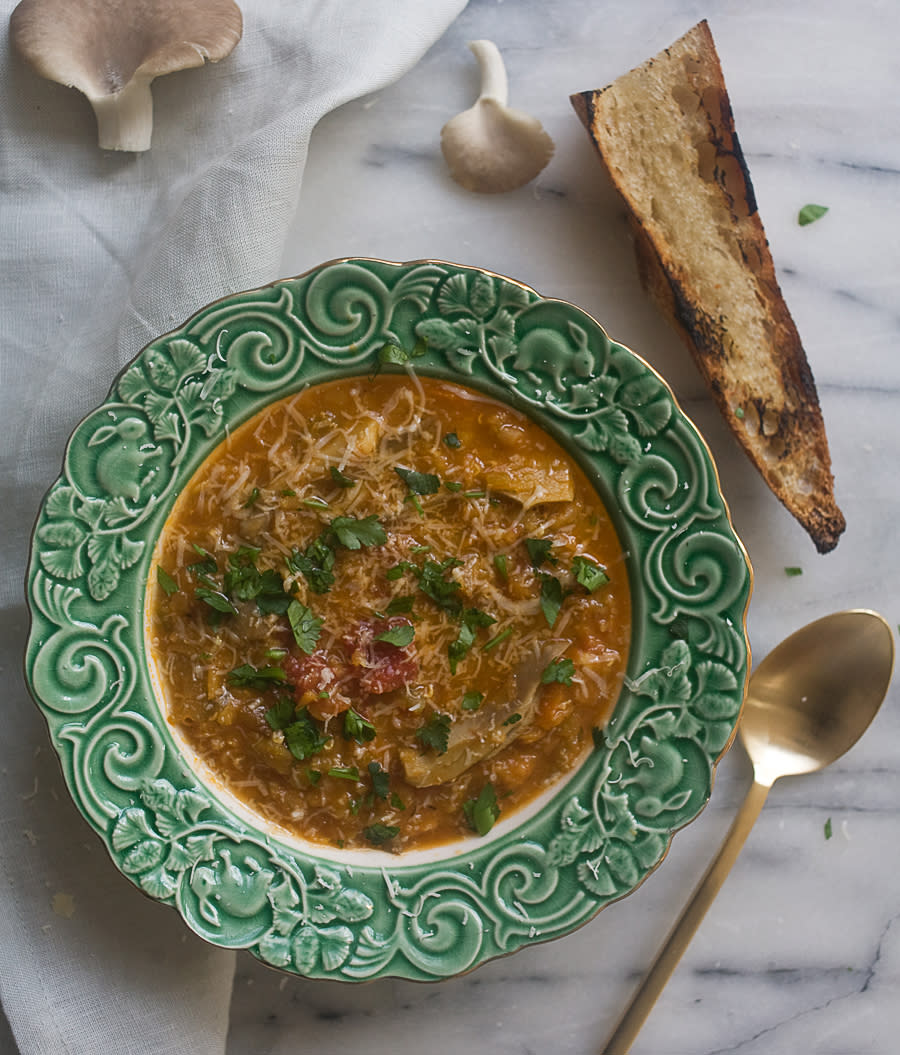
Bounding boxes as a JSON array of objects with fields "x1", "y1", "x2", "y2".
[{"x1": 603, "y1": 609, "x2": 895, "y2": 1055}]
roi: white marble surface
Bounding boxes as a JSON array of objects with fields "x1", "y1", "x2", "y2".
[
  {"x1": 237, "y1": 2, "x2": 900, "y2": 1053},
  {"x1": 5, "y1": 0, "x2": 899, "y2": 1053}
]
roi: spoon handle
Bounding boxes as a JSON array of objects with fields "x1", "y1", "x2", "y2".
[{"x1": 602, "y1": 779, "x2": 772, "y2": 1055}]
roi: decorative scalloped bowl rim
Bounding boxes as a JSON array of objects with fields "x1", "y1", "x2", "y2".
[{"x1": 25, "y1": 258, "x2": 752, "y2": 982}]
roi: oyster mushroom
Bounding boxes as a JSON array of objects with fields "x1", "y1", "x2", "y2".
[
  {"x1": 10, "y1": 0, "x2": 243, "y2": 152},
  {"x1": 440, "y1": 39, "x2": 554, "y2": 193}
]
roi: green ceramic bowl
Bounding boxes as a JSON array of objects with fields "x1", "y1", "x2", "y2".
[{"x1": 25, "y1": 258, "x2": 752, "y2": 981}]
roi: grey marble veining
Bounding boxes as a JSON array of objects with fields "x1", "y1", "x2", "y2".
[{"x1": 222, "y1": 0, "x2": 900, "y2": 1053}]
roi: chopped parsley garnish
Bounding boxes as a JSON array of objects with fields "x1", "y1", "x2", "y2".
[
  {"x1": 368, "y1": 761, "x2": 390, "y2": 800},
  {"x1": 329, "y1": 466, "x2": 356, "y2": 488},
  {"x1": 288, "y1": 535, "x2": 336, "y2": 594},
  {"x1": 824, "y1": 817, "x2": 833, "y2": 840},
  {"x1": 448, "y1": 607, "x2": 496, "y2": 673},
  {"x1": 228, "y1": 663, "x2": 288, "y2": 690},
  {"x1": 798, "y1": 203, "x2": 828, "y2": 226},
  {"x1": 195, "y1": 585, "x2": 239, "y2": 616},
  {"x1": 287, "y1": 600, "x2": 323, "y2": 655},
  {"x1": 463, "y1": 784, "x2": 500, "y2": 836},
  {"x1": 375, "y1": 622, "x2": 415, "y2": 648},
  {"x1": 444, "y1": 481, "x2": 464, "y2": 493},
  {"x1": 542, "y1": 657, "x2": 576, "y2": 685},
  {"x1": 443, "y1": 432, "x2": 462, "y2": 449},
  {"x1": 288, "y1": 514, "x2": 387, "y2": 593},
  {"x1": 503, "y1": 712, "x2": 522, "y2": 726},
  {"x1": 385, "y1": 595, "x2": 415, "y2": 616},
  {"x1": 539, "y1": 573, "x2": 564, "y2": 627},
  {"x1": 243, "y1": 486, "x2": 261, "y2": 508},
  {"x1": 223, "y1": 548, "x2": 291, "y2": 614},
  {"x1": 264, "y1": 695, "x2": 297, "y2": 730},
  {"x1": 395, "y1": 466, "x2": 441, "y2": 496},
  {"x1": 525, "y1": 538, "x2": 556, "y2": 569},
  {"x1": 330, "y1": 514, "x2": 387, "y2": 550},
  {"x1": 461, "y1": 691, "x2": 484, "y2": 712},
  {"x1": 378, "y1": 343, "x2": 408, "y2": 365},
  {"x1": 493, "y1": 553, "x2": 508, "y2": 582},
  {"x1": 785, "y1": 566, "x2": 803, "y2": 577},
  {"x1": 328, "y1": 766, "x2": 361, "y2": 782},
  {"x1": 377, "y1": 339, "x2": 425, "y2": 366},
  {"x1": 156, "y1": 566, "x2": 179, "y2": 596},
  {"x1": 189, "y1": 543, "x2": 218, "y2": 575},
  {"x1": 482, "y1": 627, "x2": 513, "y2": 652},
  {"x1": 343, "y1": 708, "x2": 376, "y2": 744},
  {"x1": 396, "y1": 556, "x2": 463, "y2": 614},
  {"x1": 283, "y1": 708, "x2": 330, "y2": 761},
  {"x1": 571, "y1": 555, "x2": 609, "y2": 593},
  {"x1": 415, "y1": 712, "x2": 452, "y2": 755},
  {"x1": 306, "y1": 767, "x2": 322, "y2": 785},
  {"x1": 363, "y1": 822, "x2": 400, "y2": 846}
]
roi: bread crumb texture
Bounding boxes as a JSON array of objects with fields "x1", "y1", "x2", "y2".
[{"x1": 571, "y1": 20, "x2": 845, "y2": 553}]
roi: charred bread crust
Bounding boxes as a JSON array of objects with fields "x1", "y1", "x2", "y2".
[{"x1": 571, "y1": 20, "x2": 846, "y2": 553}]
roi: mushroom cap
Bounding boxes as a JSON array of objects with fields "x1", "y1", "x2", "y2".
[
  {"x1": 441, "y1": 98, "x2": 555, "y2": 194},
  {"x1": 10, "y1": 0, "x2": 243, "y2": 101}
]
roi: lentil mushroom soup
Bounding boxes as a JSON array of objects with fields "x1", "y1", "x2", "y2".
[{"x1": 148, "y1": 374, "x2": 630, "y2": 851}]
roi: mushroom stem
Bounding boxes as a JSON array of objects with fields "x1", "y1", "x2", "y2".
[
  {"x1": 468, "y1": 39, "x2": 508, "y2": 105},
  {"x1": 90, "y1": 77, "x2": 155, "y2": 152}
]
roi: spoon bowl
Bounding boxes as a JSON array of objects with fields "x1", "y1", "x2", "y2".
[
  {"x1": 742, "y1": 609, "x2": 894, "y2": 785},
  {"x1": 603, "y1": 609, "x2": 895, "y2": 1054}
]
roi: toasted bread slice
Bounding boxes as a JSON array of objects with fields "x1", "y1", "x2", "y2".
[{"x1": 571, "y1": 20, "x2": 845, "y2": 553}]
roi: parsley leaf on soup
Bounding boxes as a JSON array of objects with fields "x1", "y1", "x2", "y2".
[
  {"x1": 227, "y1": 663, "x2": 287, "y2": 690},
  {"x1": 368, "y1": 761, "x2": 390, "y2": 800},
  {"x1": 264, "y1": 695, "x2": 297, "y2": 731},
  {"x1": 394, "y1": 467, "x2": 441, "y2": 495},
  {"x1": 539, "y1": 573, "x2": 564, "y2": 627},
  {"x1": 329, "y1": 466, "x2": 356, "y2": 488},
  {"x1": 448, "y1": 607, "x2": 496, "y2": 673},
  {"x1": 375, "y1": 622, "x2": 415, "y2": 648},
  {"x1": 329, "y1": 514, "x2": 387, "y2": 550},
  {"x1": 283, "y1": 709, "x2": 331, "y2": 760},
  {"x1": 287, "y1": 536, "x2": 336, "y2": 594},
  {"x1": 363, "y1": 822, "x2": 400, "y2": 846},
  {"x1": 415, "y1": 712, "x2": 452, "y2": 755},
  {"x1": 385, "y1": 595, "x2": 415, "y2": 617},
  {"x1": 344, "y1": 708, "x2": 376, "y2": 744},
  {"x1": 541, "y1": 657, "x2": 576, "y2": 685},
  {"x1": 463, "y1": 784, "x2": 500, "y2": 836},
  {"x1": 525, "y1": 538, "x2": 556, "y2": 569},
  {"x1": 156, "y1": 566, "x2": 179, "y2": 596},
  {"x1": 571, "y1": 555, "x2": 609, "y2": 593},
  {"x1": 287, "y1": 600, "x2": 323, "y2": 655},
  {"x1": 327, "y1": 765, "x2": 360, "y2": 781}
]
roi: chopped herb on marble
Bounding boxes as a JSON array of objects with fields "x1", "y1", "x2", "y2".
[
  {"x1": 824, "y1": 817, "x2": 833, "y2": 840},
  {"x1": 798, "y1": 203, "x2": 829, "y2": 226}
]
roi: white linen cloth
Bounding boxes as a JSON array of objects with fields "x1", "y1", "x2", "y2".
[{"x1": 0, "y1": 1, "x2": 467, "y2": 1051}]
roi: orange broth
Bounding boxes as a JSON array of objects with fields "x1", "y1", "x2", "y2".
[{"x1": 148, "y1": 374, "x2": 630, "y2": 851}]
